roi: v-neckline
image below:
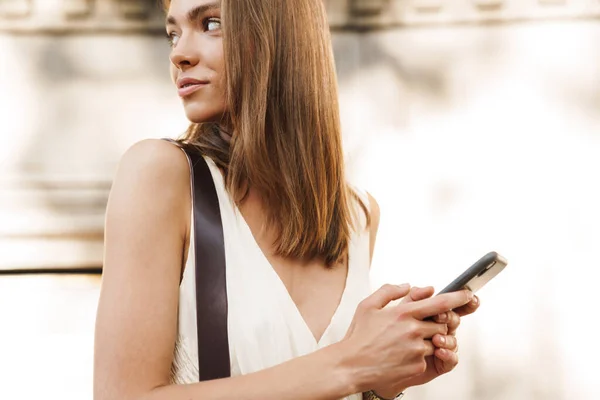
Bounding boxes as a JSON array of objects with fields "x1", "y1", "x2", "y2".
[
  {"x1": 203, "y1": 158, "x2": 353, "y2": 346},
  {"x1": 233, "y1": 204, "x2": 352, "y2": 346}
]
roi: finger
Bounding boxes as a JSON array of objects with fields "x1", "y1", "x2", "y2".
[
  {"x1": 416, "y1": 320, "x2": 448, "y2": 339},
  {"x1": 435, "y1": 347, "x2": 459, "y2": 366},
  {"x1": 433, "y1": 334, "x2": 457, "y2": 351},
  {"x1": 363, "y1": 283, "x2": 411, "y2": 309},
  {"x1": 433, "y1": 312, "x2": 448, "y2": 323},
  {"x1": 423, "y1": 340, "x2": 435, "y2": 356},
  {"x1": 446, "y1": 311, "x2": 461, "y2": 336},
  {"x1": 453, "y1": 295, "x2": 480, "y2": 317},
  {"x1": 401, "y1": 286, "x2": 435, "y2": 304},
  {"x1": 407, "y1": 290, "x2": 473, "y2": 320}
]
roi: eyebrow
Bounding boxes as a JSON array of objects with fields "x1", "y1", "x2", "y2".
[{"x1": 166, "y1": 1, "x2": 221, "y2": 26}]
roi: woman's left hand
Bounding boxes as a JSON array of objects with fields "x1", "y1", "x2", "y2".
[
  {"x1": 369, "y1": 286, "x2": 480, "y2": 398},
  {"x1": 403, "y1": 286, "x2": 480, "y2": 386}
]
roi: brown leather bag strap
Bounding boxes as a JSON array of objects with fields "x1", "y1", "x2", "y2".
[{"x1": 162, "y1": 139, "x2": 231, "y2": 381}]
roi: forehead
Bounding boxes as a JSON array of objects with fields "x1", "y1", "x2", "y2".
[{"x1": 167, "y1": 0, "x2": 220, "y2": 14}]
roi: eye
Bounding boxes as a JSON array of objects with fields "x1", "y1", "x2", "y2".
[
  {"x1": 166, "y1": 31, "x2": 180, "y2": 48},
  {"x1": 204, "y1": 17, "x2": 221, "y2": 32}
]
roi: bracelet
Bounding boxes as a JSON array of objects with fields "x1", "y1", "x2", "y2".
[{"x1": 365, "y1": 390, "x2": 405, "y2": 400}]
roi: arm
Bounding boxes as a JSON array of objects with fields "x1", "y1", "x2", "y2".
[{"x1": 94, "y1": 139, "x2": 356, "y2": 400}]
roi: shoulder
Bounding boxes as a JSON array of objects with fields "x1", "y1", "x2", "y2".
[
  {"x1": 366, "y1": 191, "x2": 380, "y2": 265},
  {"x1": 347, "y1": 184, "x2": 381, "y2": 264},
  {"x1": 366, "y1": 192, "x2": 380, "y2": 234},
  {"x1": 115, "y1": 139, "x2": 190, "y2": 195},
  {"x1": 117, "y1": 139, "x2": 190, "y2": 183},
  {"x1": 349, "y1": 185, "x2": 380, "y2": 232},
  {"x1": 107, "y1": 139, "x2": 191, "y2": 231}
]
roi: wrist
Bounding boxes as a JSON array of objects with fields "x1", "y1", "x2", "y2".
[
  {"x1": 367, "y1": 388, "x2": 406, "y2": 400},
  {"x1": 330, "y1": 338, "x2": 380, "y2": 396},
  {"x1": 323, "y1": 340, "x2": 362, "y2": 397}
]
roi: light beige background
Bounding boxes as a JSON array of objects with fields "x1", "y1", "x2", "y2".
[{"x1": 1, "y1": 1, "x2": 599, "y2": 399}]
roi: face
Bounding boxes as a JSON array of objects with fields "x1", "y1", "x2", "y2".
[{"x1": 166, "y1": 0, "x2": 226, "y2": 123}]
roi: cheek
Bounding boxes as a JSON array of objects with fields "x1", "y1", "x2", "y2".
[
  {"x1": 169, "y1": 63, "x2": 177, "y2": 84},
  {"x1": 206, "y1": 41, "x2": 225, "y2": 88},
  {"x1": 215, "y1": 46, "x2": 225, "y2": 72}
]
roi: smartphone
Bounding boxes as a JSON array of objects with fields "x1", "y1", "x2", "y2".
[{"x1": 437, "y1": 251, "x2": 507, "y2": 295}]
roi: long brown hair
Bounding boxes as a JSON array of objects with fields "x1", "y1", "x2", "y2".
[{"x1": 164, "y1": 0, "x2": 369, "y2": 266}]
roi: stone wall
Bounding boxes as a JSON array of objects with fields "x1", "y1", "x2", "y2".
[
  {"x1": 0, "y1": 0, "x2": 177, "y2": 270},
  {"x1": 2, "y1": 0, "x2": 598, "y2": 270},
  {"x1": 328, "y1": 0, "x2": 600, "y2": 28}
]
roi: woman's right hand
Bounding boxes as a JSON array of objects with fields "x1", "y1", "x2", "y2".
[{"x1": 339, "y1": 283, "x2": 474, "y2": 394}]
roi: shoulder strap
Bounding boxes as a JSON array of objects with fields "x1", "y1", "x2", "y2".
[{"x1": 162, "y1": 139, "x2": 231, "y2": 381}]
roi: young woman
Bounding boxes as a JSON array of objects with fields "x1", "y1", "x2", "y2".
[{"x1": 93, "y1": 0, "x2": 480, "y2": 399}]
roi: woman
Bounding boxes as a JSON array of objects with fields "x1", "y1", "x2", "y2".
[{"x1": 93, "y1": 0, "x2": 480, "y2": 399}]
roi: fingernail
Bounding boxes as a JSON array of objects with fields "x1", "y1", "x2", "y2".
[
  {"x1": 438, "y1": 312, "x2": 448, "y2": 322},
  {"x1": 439, "y1": 336, "x2": 446, "y2": 345},
  {"x1": 397, "y1": 283, "x2": 410, "y2": 290},
  {"x1": 472, "y1": 296, "x2": 479, "y2": 305}
]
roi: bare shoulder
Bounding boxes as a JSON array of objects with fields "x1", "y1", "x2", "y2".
[
  {"x1": 115, "y1": 139, "x2": 190, "y2": 194},
  {"x1": 367, "y1": 192, "x2": 380, "y2": 265},
  {"x1": 367, "y1": 192, "x2": 380, "y2": 234},
  {"x1": 108, "y1": 139, "x2": 191, "y2": 225},
  {"x1": 105, "y1": 138, "x2": 192, "y2": 266}
]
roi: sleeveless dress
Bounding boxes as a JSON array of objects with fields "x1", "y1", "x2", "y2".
[{"x1": 170, "y1": 155, "x2": 373, "y2": 400}]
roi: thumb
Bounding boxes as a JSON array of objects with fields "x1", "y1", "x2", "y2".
[{"x1": 364, "y1": 283, "x2": 411, "y2": 310}]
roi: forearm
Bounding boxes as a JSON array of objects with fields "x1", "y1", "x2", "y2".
[{"x1": 139, "y1": 342, "x2": 358, "y2": 400}]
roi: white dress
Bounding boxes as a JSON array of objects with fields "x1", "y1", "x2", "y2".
[{"x1": 170, "y1": 156, "x2": 373, "y2": 400}]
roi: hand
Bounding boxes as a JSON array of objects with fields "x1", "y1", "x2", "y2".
[
  {"x1": 340, "y1": 284, "x2": 474, "y2": 395},
  {"x1": 402, "y1": 287, "x2": 480, "y2": 390},
  {"x1": 369, "y1": 286, "x2": 480, "y2": 398}
]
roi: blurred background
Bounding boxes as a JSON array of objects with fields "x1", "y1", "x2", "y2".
[{"x1": 1, "y1": 0, "x2": 599, "y2": 399}]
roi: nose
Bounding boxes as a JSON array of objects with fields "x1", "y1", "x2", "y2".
[{"x1": 169, "y1": 34, "x2": 200, "y2": 71}]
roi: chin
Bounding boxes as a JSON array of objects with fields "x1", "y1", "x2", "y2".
[
  {"x1": 183, "y1": 103, "x2": 225, "y2": 124},
  {"x1": 183, "y1": 93, "x2": 225, "y2": 124}
]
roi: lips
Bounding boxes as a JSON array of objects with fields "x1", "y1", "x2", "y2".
[{"x1": 177, "y1": 77, "x2": 209, "y2": 98}]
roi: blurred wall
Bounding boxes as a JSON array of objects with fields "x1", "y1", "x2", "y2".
[
  {"x1": 1, "y1": 0, "x2": 599, "y2": 399},
  {"x1": 339, "y1": 20, "x2": 600, "y2": 400},
  {"x1": 332, "y1": 4, "x2": 600, "y2": 398},
  {"x1": 0, "y1": 0, "x2": 183, "y2": 270}
]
